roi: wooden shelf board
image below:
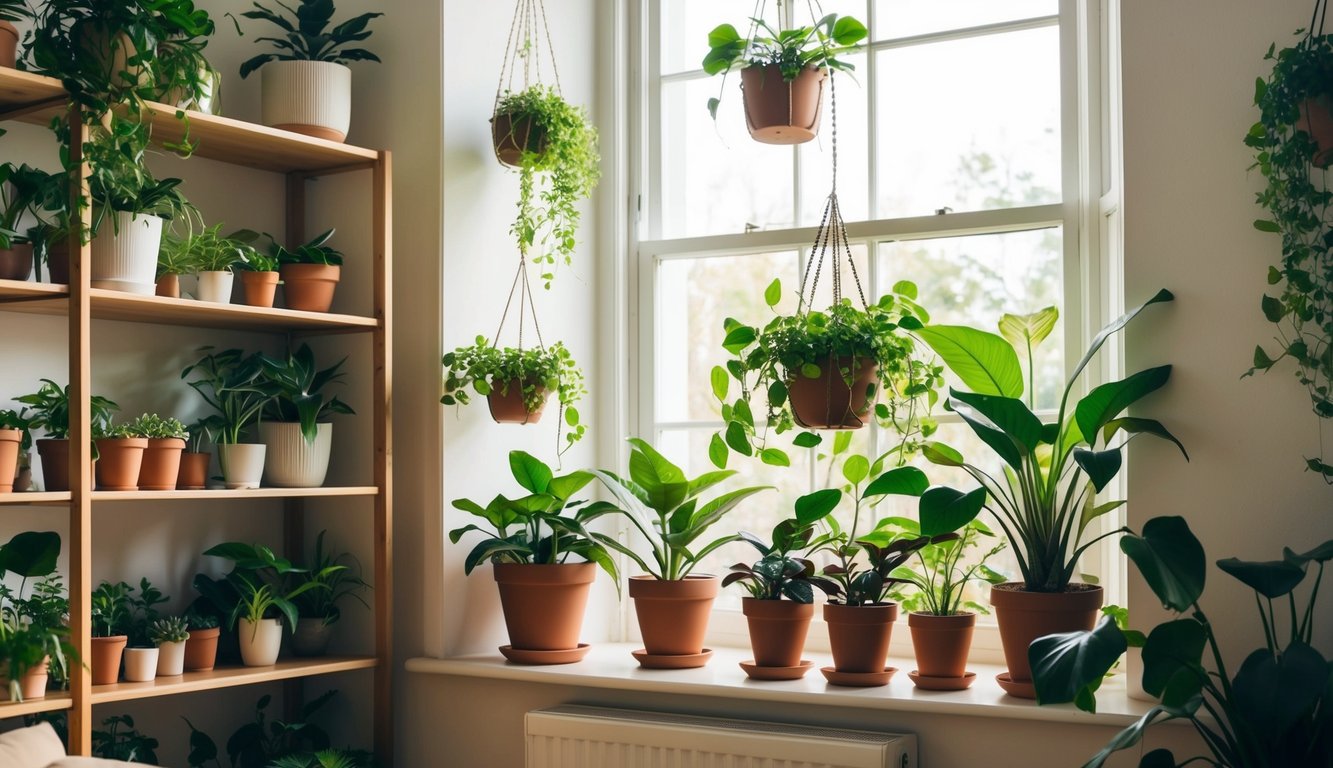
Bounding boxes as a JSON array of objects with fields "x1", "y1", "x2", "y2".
[
  {"x1": 0, "y1": 68, "x2": 66, "y2": 114},
  {"x1": 0, "y1": 279, "x2": 67, "y2": 301},
  {"x1": 0, "y1": 491, "x2": 72, "y2": 506},
  {"x1": 94, "y1": 486, "x2": 379, "y2": 502},
  {"x1": 90, "y1": 657, "x2": 378, "y2": 705},
  {"x1": 0, "y1": 691, "x2": 73, "y2": 720}
]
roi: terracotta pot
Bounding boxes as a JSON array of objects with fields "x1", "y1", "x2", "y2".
[
  {"x1": 0, "y1": 20, "x2": 18, "y2": 68},
  {"x1": 46, "y1": 241, "x2": 69, "y2": 285},
  {"x1": 0, "y1": 428, "x2": 21, "y2": 493},
  {"x1": 629, "y1": 575, "x2": 718, "y2": 656},
  {"x1": 824, "y1": 602, "x2": 898, "y2": 673},
  {"x1": 156, "y1": 640, "x2": 186, "y2": 676},
  {"x1": 91, "y1": 635, "x2": 127, "y2": 685},
  {"x1": 742, "y1": 597, "x2": 813, "y2": 668},
  {"x1": 487, "y1": 380, "x2": 548, "y2": 424},
  {"x1": 1299, "y1": 97, "x2": 1333, "y2": 168},
  {"x1": 94, "y1": 437, "x2": 148, "y2": 491},
  {"x1": 991, "y1": 582, "x2": 1103, "y2": 696},
  {"x1": 787, "y1": 355, "x2": 878, "y2": 429},
  {"x1": 494, "y1": 563, "x2": 596, "y2": 652},
  {"x1": 740, "y1": 64, "x2": 827, "y2": 145},
  {"x1": 491, "y1": 112, "x2": 547, "y2": 167},
  {"x1": 240, "y1": 270, "x2": 280, "y2": 308},
  {"x1": 2, "y1": 656, "x2": 50, "y2": 701},
  {"x1": 0, "y1": 244, "x2": 33, "y2": 281},
  {"x1": 137, "y1": 437, "x2": 185, "y2": 491},
  {"x1": 121, "y1": 647, "x2": 158, "y2": 682},
  {"x1": 177, "y1": 451, "x2": 210, "y2": 490},
  {"x1": 291, "y1": 618, "x2": 334, "y2": 657},
  {"x1": 280, "y1": 263, "x2": 340, "y2": 312},
  {"x1": 183, "y1": 627, "x2": 220, "y2": 671},
  {"x1": 155, "y1": 273, "x2": 180, "y2": 298},
  {"x1": 908, "y1": 611, "x2": 975, "y2": 679},
  {"x1": 238, "y1": 617, "x2": 283, "y2": 666},
  {"x1": 36, "y1": 438, "x2": 92, "y2": 493}
]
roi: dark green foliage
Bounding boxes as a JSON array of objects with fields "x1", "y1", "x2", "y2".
[{"x1": 236, "y1": 0, "x2": 382, "y2": 78}]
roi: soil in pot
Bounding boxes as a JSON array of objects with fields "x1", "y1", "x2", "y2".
[
  {"x1": 156, "y1": 274, "x2": 180, "y2": 298},
  {"x1": 91, "y1": 635, "x2": 128, "y2": 685},
  {"x1": 991, "y1": 582, "x2": 1102, "y2": 698},
  {"x1": 740, "y1": 64, "x2": 827, "y2": 145},
  {"x1": 94, "y1": 437, "x2": 148, "y2": 491},
  {"x1": 183, "y1": 627, "x2": 220, "y2": 671},
  {"x1": 494, "y1": 563, "x2": 596, "y2": 654},
  {"x1": 629, "y1": 575, "x2": 718, "y2": 659},
  {"x1": 0, "y1": 244, "x2": 33, "y2": 281},
  {"x1": 908, "y1": 612, "x2": 975, "y2": 682},
  {"x1": 1299, "y1": 97, "x2": 1333, "y2": 167},
  {"x1": 280, "y1": 263, "x2": 340, "y2": 312},
  {"x1": 742, "y1": 597, "x2": 813, "y2": 668},
  {"x1": 824, "y1": 602, "x2": 898, "y2": 674},
  {"x1": 487, "y1": 380, "x2": 548, "y2": 424},
  {"x1": 491, "y1": 112, "x2": 547, "y2": 167},
  {"x1": 177, "y1": 451, "x2": 210, "y2": 490},
  {"x1": 787, "y1": 355, "x2": 878, "y2": 429},
  {"x1": 138, "y1": 437, "x2": 185, "y2": 491},
  {"x1": 0, "y1": 428, "x2": 21, "y2": 492},
  {"x1": 291, "y1": 618, "x2": 334, "y2": 657},
  {"x1": 240, "y1": 270, "x2": 280, "y2": 308}
]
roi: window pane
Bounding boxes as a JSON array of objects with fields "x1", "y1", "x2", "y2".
[
  {"x1": 660, "y1": 77, "x2": 796, "y2": 238},
  {"x1": 878, "y1": 227, "x2": 1064, "y2": 410},
  {"x1": 873, "y1": 26, "x2": 1061, "y2": 218},
  {"x1": 797, "y1": 60, "x2": 869, "y2": 226},
  {"x1": 872, "y1": 0, "x2": 1057, "y2": 40},
  {"x1": 660, "y1": 0, "x2": 761, "y2": 75},
  {"x1": 657, "y1": 251, "x2": 800, "y2": 422}
]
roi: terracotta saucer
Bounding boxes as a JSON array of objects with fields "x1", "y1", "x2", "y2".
[
  {"x1": 739, "y1": 659, "x2": 815, "y2": 681},
  {"x1": 996, "y1": 672, "x2": 1038, "y2": 698},
  {"x1": 631, "y1": 648, "x2": 713, "y2": 669},
  {"x1": 498, "y1": 643, "x2": 591, "y2": 665},
  {"x1": 820, "y1": 666, "x2": 897, "y2": 687},
  {"x1": 908, "y1": 670, "x2": 977, "y2": 691}
]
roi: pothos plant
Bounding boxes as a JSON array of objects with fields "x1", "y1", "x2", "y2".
[
  {"x1": 713, "y1": 278, "x2": 941, "y2": 469},
  {"x1": 494, "y1": 85, "x2": 600, "y2": 288},
  {"x1": 1244, "y1": 24, "x2": 1333, "y2": 480}
]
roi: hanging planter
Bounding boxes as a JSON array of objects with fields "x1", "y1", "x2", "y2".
[{"x1": 703, "y1": 13, "x2": 866, "y2": 145}]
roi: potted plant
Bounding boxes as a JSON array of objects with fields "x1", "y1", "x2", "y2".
[
  {"x1": 915, "y1": 294, "x2": 1187, "y2": 697},
  {"x1": 90, "y1": 580, "x2": 133, "y2": 685},
  {"x1": 121, "y1": 578, "x2": 167, "y2": 683},
  {"x1": 155, "y1": 23, "x2": 220, "y2": 114},
  {"x1": 182, "y1": 348, "x2": 275, "y2": 489},
  {"x1": 181, "y1": 223, "x2": 247, "y2": 303},
  {"x1": 181, "y1": 610, "x2": 220, "y2": 672},
  {"x1": 593, "y1": 438, "x2": 770, "y2": 668},
  {"x1": 288, "y1": 531, "x2": 368, "y2": 657},
  {"x1": 92, "y1": 715, "x2": 160, "y2": 764},
  {"x1": 126, "y1": 413, "x2": 189, "y2": 491},
  {"x1": 0, "y1": 0, "x2": 28, "y2": 68},
  {"x1": 0, "y1": 408, "x2": 32, "y2": 493},
  {"x1": 150, "y1": 615, "x2": 189, "y2": 677},
  {"x1": 258, "y1": 343, "x2": 354, "y2": 488},
  {"x1": 256, "y1": 229, "x2": 344, "y2": 313},
  {"x1": 93, "y1": 420, "x2": 150, "y2": 492},
  {"x1": 703, "y1": 13, "x2": 866, "y2": 144},
  {"x1": 0, "y1": 531, "x2": 68, "y2": 701},
  {"x1": 156, "y1": 231, "x2": 193, "y2": 298},
  {"x1": 87, "y1": 173, "x2": 195, "y2": 296},
  {"x1": 716, "y1": 279, "x2": 939, "y2": 466},
  {"x1": 231, "y1": 230, "x2": 281, "y2": 308},
  {"x1": 450, "y1": 451, "x2": 617, "y2": 665},
  {"x1": 179, "y1": 415, "x2": 221, "y2": 491},
  {"x1": 722, "y1": 490, "x2": 840, "y2": 680},
  {"x1": 441, "y1": 338, "x2": 588, "y2": 450},
  {"x1": 236, "y1": 0, "x2": 383, "y2": 142},
  {"x1": 492, "y1": 85, "x2": 599, "y2": 286},
  {"x1": 0, "y1": 162, "x2": 53, "y2": 281},
  {"x1": 17, "y1": 379, "x2": 119, "y2": 492},
  {"x1": 1030, "y1": 517, "x2": 1332, "y2": 768}
]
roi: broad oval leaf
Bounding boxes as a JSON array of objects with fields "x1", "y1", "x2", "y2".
[
  {"x1": 795, "y1": 488, "x2": 841, "y2": 526},
  {"x1": 922, "y1": 441, "x2": 965, "y2": 467},
  {"x1": 1121, "y1": 516, "x2": 1205, "y2": 612},
  {"x1": 863, "y1": 466, "x2": 929, "y2": 497},
  {"x1": 1232, "y1": 642, "x2": 1328, "y2": 739},
  {"x1": 842, "y1": 454, "x2": 870, "y2": 485},
  {"x1": 998, "y1": 306, "x2": 1058, "y2": 358},
  {"x1": 508, "y1": 451, "x2": 552, "y2": 494},
  {"x1": 1140, "y1": 619, "x2": 1206, "y2": 705},
  {"x1": 918, "y1": 486, "x2": 985, "y2": 536},
  {"x1": 1073, "y1": 448, "x2": 1123, "y2": 492},
  {"x1": 1216, "y1": 555, "x2": 1306, "y2": 598},
  {"x1": 917, "y1": 325, "x2": 1023, "y2": 398},
  {"x1": 1030, "y1": 616, "x2": 1127, "y2": 709},
  {"x1": 1074, "y1": 366, "x2": 1172, "y2": 448},
  {"x1": 0, "y1": 530, "x2": 61, "y2": 578}
]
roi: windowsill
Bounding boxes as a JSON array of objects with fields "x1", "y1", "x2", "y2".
[{"x1": 406, "y1": 643, "x2": 1157, "y2": 728}]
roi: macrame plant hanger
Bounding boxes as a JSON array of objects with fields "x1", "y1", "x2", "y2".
[
  {"x1": 491, "y1": 0, "x2": 562, "y2": 167},
  {"x1": 1310, "y1": 0, "x2": 1329, "y2": 40}
]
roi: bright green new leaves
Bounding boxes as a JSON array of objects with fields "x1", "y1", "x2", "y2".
[
  {"x1": 863, "y1": 466, "x2": 929, "y2": 498},
  {"x1": 1121, "y1": 516, "x2": 1206, "y2": 613},
  {"x1": 1074, "y1": 366, "x2": 1173, "y2": 450},
  {"x1": 794, "y1": 488, "x2": 841, "y2": 526},
  {"x1": 917, "y1": 325, "x2": 1023, "y2": 398},
  {"x1": 1029, "y1": 617, "x2": 1127, "y2": 711},
  {"x1": 999, "y1": 306, "x2": 1059, "y2": 358}
]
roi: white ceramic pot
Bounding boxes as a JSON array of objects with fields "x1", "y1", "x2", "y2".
[
  {"x1": 122, "y1": 647, "x2": 159, "y2": 682},
  {"x1": 195, "y1": 271, "x2": 234, "y2": 304},
  {"x1": 260, "y1": 422, "x2": 332, "y2": 488},
  {"x1": 218, "y1": 443, "x2": 266, "y2": 490},
  {"x1": 261, "y1": 61, "x2": 351, "y2": 143},
  {"x1": 90, "y1": 212, "x2": 163, "y2": 295},
  {"x1": 238, "y1": 618, "x2": 283, "y2": 666},
  {"x1": 156, "y1": 640, "x2": 186, "y2": 677}
]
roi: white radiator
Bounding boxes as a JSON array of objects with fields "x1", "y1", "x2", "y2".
[{"x1": 525, "y1": 705, "x2": 916, "y2": 768}]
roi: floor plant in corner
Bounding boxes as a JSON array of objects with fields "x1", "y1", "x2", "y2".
[{"x1": 450, "y1": 451, "x2": 618, "y2": 665}]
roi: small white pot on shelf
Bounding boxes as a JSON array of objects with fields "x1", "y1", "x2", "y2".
[
  {"x1": 122, "y1": 647, "x2": 159, "y2": 682},
  {"x1": 91, "y1": 212, "x2": 164, "y2": 295},
  {"x1": 156, "y1": 640, "x2": 186, "y2": 677},
  {"x1": 261, "y1": 60, "x2": 351, "y2": 143},
  {"x1": 238, "y1": 618, "x2": 283, "y2": 666},
  {"x1": 260, "y1": 422, "x2": 332, "y2": 488},
  {"x1": 218, "y1": 443, "x2": 266, "y2": 490},
  {"x1": 195, "y1": 271, "x2": 235, "y2": 304}
]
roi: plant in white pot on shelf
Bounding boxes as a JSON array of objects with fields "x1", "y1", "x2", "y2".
[
  {"x1": 236, "y1": 0, "x2": 383, "y2": 143},
  {"x1": 121, "y1": 578, "x2": 168, "y2": 683},
  {"x1": 88, "y1": 162, "x2": 195, "y2": 296},
  {"x1": 182, "y1": 348, "x2": 276, "y2": 490},
  {"x1": 149, "y1": 616, "x2": 189, "y2": 677},
  {"x1": 288, "y1": 530, "x2": 368, "y2": 657},
  {"x1": 180, "y1": 224, "x2": 247, "y2": 304},
  {"x1": 257, "y1": 343, "x2": 353, "y2": 488}
]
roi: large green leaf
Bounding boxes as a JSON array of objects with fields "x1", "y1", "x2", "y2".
[
  {"x1": 1216, "y1": 555, "x2": 1307, "y2": 598},
  {"x1": 1074, "y1": 366, "x2": 1172, "y2": 447},
  {"x1": 547, "y1": 471, "x2": 593, "y2": 502},
  {"x1": 998, "y1": 307, "x2": 1059, "y2": 357},
  {"x1": 863, "y1": 466, "x2": 929, "y2": 498},
  {"x1": 1140, "y1": 619, "x2": 1207, "y2": 706},
  {"x1": 1232, "y1": 642, "x2": 1328, "y2": 739},
  {"x1": 1120, "y1": 516, "x2": 1205, "y2": 613},
  {"x1": 1073, "y1": 448, "x2": 1123, "y2": 492},
  {"x1": 626, "y1": 438, "x2": 689, "y2": 514},
  {"x1": 1030, "y1": 616, "x2": 1127, "y2": 710},
  {"x1": 1067, "y1": 289, "x2": 1174, "y2": 395},
  {"x1": 795, "y1": 489, "x2": 841, "y2": 526},
  {"x1": 918, "y1": 486, "x2": 986, "y2": 536},
  {"x1": 1083, "y1": 701, "x2": 1197, "y2": 768},
  {"x1": 952, "y1": 390, "x2": 1043, "y2": 450},
  {"x1": 918, "y1": 325, "x2": 1023, "y2": 397},
  {"x1": 508, "y1": 451, "x2": 552, "y2": 494},
  {"x1": 946, "y1": 394, "x2": 1025, "y2": 469},
  {"x1": 683, "y1": 486, "x2": 771, "y2": 546},
  {"x1": 0, "y1": 531, "x2": 61, "y2": 577},
  {"x1": 1102, "y1": 417, "x2": 1189, "y2": 460}
]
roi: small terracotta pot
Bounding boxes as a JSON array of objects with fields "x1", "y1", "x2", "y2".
[
  {"x1": 1299, "y1": 97, "x2": 1333, "y2": 168},
  {"x1": 740, "y1": 64, "x2": 827, "y2": 145},
  {"x1": 291, "y1": 618, "x2": 334, "y2": 657},
  {"x1": 184, "y1": 627, "x2": 220, "y2": 671},
  {"x1": 824, "y1": 602, "x2": 898, "y2": 673},
  {"x1": 0, "y1": 20, "x2": 18, "y2": 69},
  {"x1": 177, "y1": 451, "x2": 210, "y2": 490},
  {"x1": 494, "y1": 563, "x2": 596, "y2": 653},
  {"x1": 46, "y1": 241, "x2": 69, "y2": 285},
  {"x1": 36, "y1": 438, "x2": 92, "y2": 493},
  {"x1": 491, "y1": 112, "x2": 548, "y2": 167},
  {"x1": 629, "y1": 575, "x2": 718, "y2": 656},
  {"x1": 2, "y1": 656, "x2": 50, "y2": 701},
  {"x1": 742, "y1": 597, "x2": 813, "y2": 668},
  {"x1": 155, "y1": 273, "x2": 180, "y2": 298},
  {"x1": 991, "y1": 582, "x2": 1103, "y2": 697},
  {"x1": 138, "y1": 437, "x2": 185, "y2": 491},
  {"x1": 91, "y1": 635, "x2": 128, "y2": 685},
  {"x1": 240, "y1": 270, "x2": 280, "y2": 308},
  {"x1": 94, "y1": 437, "x2": 148, "y2": 491},
  {"x1": 787, "y1": 355, "x2": 878, "y2": 429},
  {"x1": 0, "y1": 428, "x2": 21, "y2": 493},
  {"x1": 280, "y1": 263, "x2": 340, "y2": 312},
  {"x1": 909, "y1": 612, "x2": 975, "y2": 679},
  {"x1": 0, "y1": 244, "x2": 33, "y2": 281},
  {"x1": 122, "y1": 647, "x2": 158, "y2": 682},
  {"x1": 487, "y1": 380, "x2": 548, "y2": 424}
]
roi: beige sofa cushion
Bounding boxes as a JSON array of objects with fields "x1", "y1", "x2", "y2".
[
  {"x1": 51, "y1": 759, "x2": 143, "y2": 767},
  {"x1": 0, "y1": 722, "x2": 67, "y2": 768}
]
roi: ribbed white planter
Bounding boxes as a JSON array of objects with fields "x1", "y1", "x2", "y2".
[
  {"x1": 195, "y1": 271, "x2": 234, "y2": 303},
  {"x1": 261, "y1": 61, "x2": 351, "y2": 143},
  {"x1": 238, "y1": 618, "x2": 283, "y2": 666},
  {"x1": 156, "y1": 640, "x2": 185, "y2": 676},
  {"x1": 91, "y1": 212, "x2": 163, "y2": 295},
  {"x1": 122, "y1": 647, "x2": 158, "y2": 682},
  {"x1": 218, "y1": 443, "x2": 266, "y2": 490},
  {"x1": 260, "y1": 422, "x2": 332, "y2": 488}
]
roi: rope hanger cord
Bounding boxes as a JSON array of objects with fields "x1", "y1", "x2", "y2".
[
  {"x1": 493, "y1": 0, "x2": 564, "y2": 115},
  {"x1": 1311, "y1": 0, "x2": 1329, "y2": 39},
  {"x1": 491, "y1": 254, "x2": 547, "y2": 353}
]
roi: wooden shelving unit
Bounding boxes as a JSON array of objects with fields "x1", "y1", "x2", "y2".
[{"x1": 0, "y1": 68, "x2": 393, "y2": 763}]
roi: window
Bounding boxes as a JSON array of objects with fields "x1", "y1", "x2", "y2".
[{"x1": 630, "y1": 0, "x2": 1112, "y2": 654}]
